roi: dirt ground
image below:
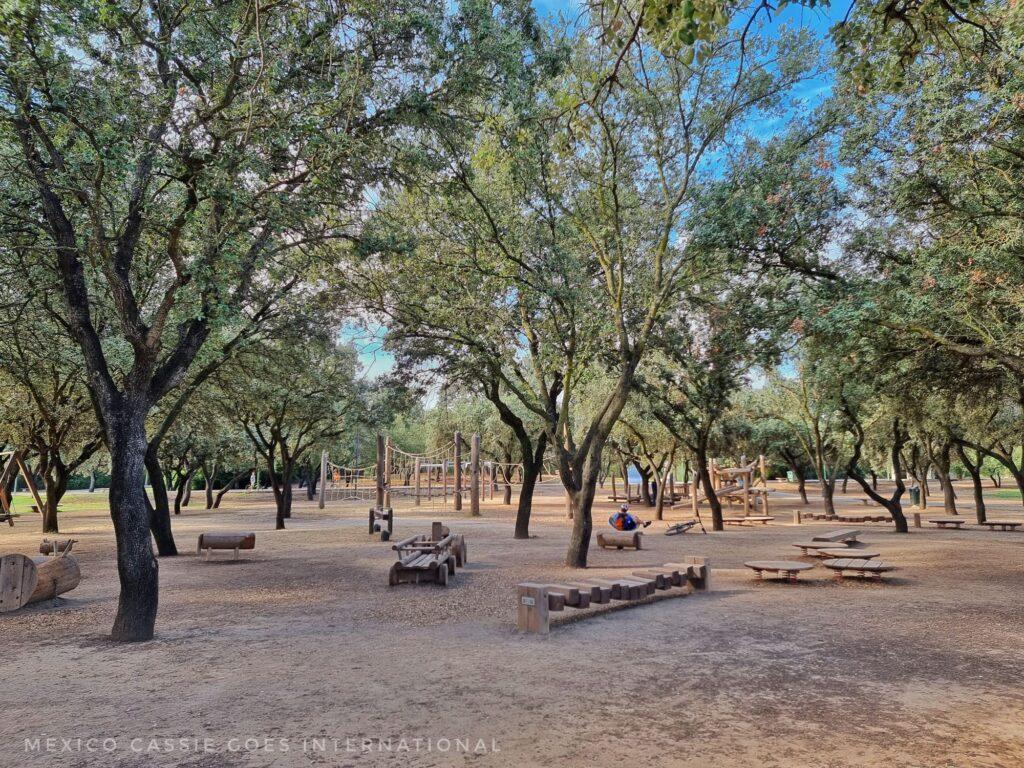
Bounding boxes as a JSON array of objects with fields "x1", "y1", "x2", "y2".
[{"x1": 1, "y1": 480, "x2": 1022, "y2": 768}]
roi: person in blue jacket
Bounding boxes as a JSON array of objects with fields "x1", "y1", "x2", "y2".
[{"x1": 608, "y1": 504, "x2": 652, "y2": 531}]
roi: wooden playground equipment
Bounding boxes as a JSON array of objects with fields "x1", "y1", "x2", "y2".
[
  {"x1": 388, "y1": 521, "x2": 467, "y2": 586},
  {"x1": 320, "y1": 433, "x2": 502, "y2": 522},
  {"x1": 196, "y1": 532, "x2": 256, "y2": 560},
  {"x1": 515, "y1": 557, "x2": 709, "y2": 634},
  {"x1": 690, "y1": 455, "x2": 772, "y2": 522},
  {"x1": 0, "y1": 449, "x2": 45, "y2": 527}
]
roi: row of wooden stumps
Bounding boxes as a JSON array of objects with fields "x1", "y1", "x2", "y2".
[{"x1": 516, "y1": 557, "x2": 709, "y2": 634}]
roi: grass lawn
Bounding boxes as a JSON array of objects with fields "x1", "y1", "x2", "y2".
[
  {"x1": 6, "y1": 490, "x2": 112, "y2": 516},
  {"x1": 990, "y1": 488, "x2": 1024, "y2": 501}
]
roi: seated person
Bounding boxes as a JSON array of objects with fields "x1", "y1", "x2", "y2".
[{"x1": 608, "y1": 504, "x2": 652, "y2": 531}]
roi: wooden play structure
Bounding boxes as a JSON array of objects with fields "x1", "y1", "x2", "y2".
[
  {"x1": 388, "y1": 521, "x2": 467, "y2": 586},
  {"x1": 321, "y1": 433, "x2": 497, "y2": 517},
  {"x1": 0, "y1": 449, "x2": 45, "y2": 527},
  {"x1": 196, "y1": 532, "x2": 256, "y2": 560},
  {"x1": 368, "y1": 505, "x2": 394, "y2": 540},
  {"x1": 0, "y1": 552, "x2": 82, "y2": 612},
  {"x1": 515, "y1": 558, "x2": 709, "y2": 634},
  {"x1": 690, "y1": 455, "x2": 772, "y2": 522}
]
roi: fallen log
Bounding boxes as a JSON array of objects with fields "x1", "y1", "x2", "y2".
[{"x1": 0, "y1": 553, "x2": 81, "y2": 612}]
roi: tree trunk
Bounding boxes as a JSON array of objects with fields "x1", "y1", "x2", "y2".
[
  {"x1": 783, "y1": 452, "x2": 808, "y2": 504},
  {"x1": 203, "y1": 461, "x2": 216, "y2": 510},
  {"x1": 145, "y1": 448, "x2": 178, "y2": 556},
  {"x1": 88, "y1": 470, "x2": 96, "y2": 493},
  {"x1": 955, "y1": 444, "x2": 986, "y2": 524},
  {"x1": 107, "y1": 409, "x2": 159, "y2": 642},
  {"x1": 514, "y1": 435, "x2": 547, "y2": 540},
  {"x1": 821, "y1": 475, "x2": 837, "y2": 517},
  {"x1": 182, "y1": 477, "x2": 193, "y2": 507},
  {"x1": 635, "y1": 462, "x2": 653, "y2": 506},
  {"x1": 695, "y1": 448, "x2": 723, "y2": 531},
  {"x1": 565, "y1": 455, "x2": 601, "y2": 567},
  {"x1": 42, "y1": 465, "x2": 68, "y2": 534},
  {"x1": 213, "y1": 468, "x2": 252, "y2": 509},
  {"x1": 173, "y1": 468, "x2": 195, "y2": 515}
]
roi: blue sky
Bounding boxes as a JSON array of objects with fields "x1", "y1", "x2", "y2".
[{"x1": 348, "y1": 0, "x2": 853, "y2": 379}]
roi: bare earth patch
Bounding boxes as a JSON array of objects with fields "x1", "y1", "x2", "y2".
[{"x1": 1, "y1": 482, "x2": 1022, "y2": 767}]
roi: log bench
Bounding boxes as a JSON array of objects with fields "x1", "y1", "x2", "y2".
[
  {"x1": 811, "y1": 529, "x2": 861, "y2": 543},
  {"x1": 744, "y1": 560, "x2": 814, "y2": 582},
  {"x1": 0, "y1": 553, "x2": 82, "y2": 613},
  {"x1": 196, "y1": 532, "x2": 256, "y2": 560},
  {"x1": 516, "y1": 558, "x2": 709, "y2": 634},
  {"x1": 821, "y1": 558, "x2": 897, "y2": 581},
  {"x1": 368, "y1": 506, "x2": 394, "y2": 541},
  {"x1": 722, "y1": 516, "x2": 773, "y2": 526},
  {"x1": 928, "y1": 518, "x2": 966, "y2": 530},
  {"x1": 978, "y1": 520, "x2": 1022, "y2": 532},
  {"x1": 596, "y1": 530, "x2": 643, "y2": 550},
  {"x1": 388, "y1": 523, "x2": 466, "y2": 586}
]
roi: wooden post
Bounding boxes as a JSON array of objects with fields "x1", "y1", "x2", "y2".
[
  {"x1": 454, "y1": 432, "x2": 463, "y2": 512},
  {"x1": 470, "y1": 433, "x2": 481, "y2": 516},
  {"x1": 375, "y1": 434, "x2": 385, "y2": 509},
  {"x1": 759, "y1": 454, "x2": 767, "y2": 486},
  {"x1": 516, "y1": 583, "x2": 550, "y2": 634},
  {"x1": 668, "y1": 473, "x2": 675, "y2": 508},
  {"x1": 792, "y1": 509, "x2": 801, "y2": 525},
  {"x1": 414, "y1": 458, "x2": 421, "y2": 506},
  {"x1": 913, "y1": 512, "x2": 922, "y2": 528},
  {"x1": 318, "y1": 451, "x2": 327, "y2": 509}
]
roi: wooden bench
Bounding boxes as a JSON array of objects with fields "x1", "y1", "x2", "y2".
[
  {"x1": 516, "y1": 558, "x2": 709, "y2": 634},
  {"x1": 388, "y1": 523, "x2": 466, "y2": 586},
  {"x1": 928, "y1": 518, "x2": 965, "y2": 530},
  {"x1": 596, "y1": 530, "x2": 642, "y2": 550},
  {"x1": 978, "y1": 520, "x2": 1022, "y2": 532},
  {"x1": 814, "y1": 548, "x2": 879, "y2": 559},
  {"x1": 196, "y1": 532, "x2": 255, "y2": 560},
  {"x1": 722, "y1": 516, "x2": 773, "y2": 526},
  {"x1": 811, "y1": 529, "x2": 861, "y2": 543},
  {"x1": 744, "y1": 560, "x2": 814, "y2": 582},
  {"x1": 822, "y1": 558, "x2": 897, "y2": 580},
  {"x1": 368, "y1": 506, "x2": 394, "y2": 541},
  {"x1": 792, "y1": 540, "x2": 849, "y2": 555}
]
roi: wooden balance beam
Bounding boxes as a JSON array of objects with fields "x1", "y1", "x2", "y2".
[{"x1": 516, "y1": 558, "x2": 709, "y2": 634}]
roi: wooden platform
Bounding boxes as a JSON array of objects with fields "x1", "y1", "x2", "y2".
[
  {"x1": 822, "y1": 559, "x2": 897, "y2": 580},
  {"x1": 744, "y1": 560, "x2": 814, "y2": 582}
]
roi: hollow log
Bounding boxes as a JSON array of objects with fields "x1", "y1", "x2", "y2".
[{"x1": 28, "y1": 555, "x2": 82, "y2": 605}]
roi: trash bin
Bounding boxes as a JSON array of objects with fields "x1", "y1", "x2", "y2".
[
  {"x1": 786, "y1": 471, "x2": 796, "y2": 483},
  {"x1": 909, "y1": 486, "x2": 920, "y2": 506}
]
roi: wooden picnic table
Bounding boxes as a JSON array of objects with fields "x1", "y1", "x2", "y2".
[{"x1": 744, "y1": 560, "x2": 814, "y2": 583}]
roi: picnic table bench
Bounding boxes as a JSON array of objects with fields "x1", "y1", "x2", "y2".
[
  {"x1": 388, "y1": 523, "x2": 467, "y2": 586},
  {"x1": 744, "y1": 560, "x2": 814, "y2": 582},
  {"x1": 978, "y1": 520, "x2": 1022, "y2": 532},
  {"x1": 792, "y1": 540, "x2": 850, "y2": 555},
  {"x1": 596, "y1": 530, "x2": 642, "y2": 550},
  {"x1": 196, "y1": 532, "x2": 256, "y2": 560},
  {"x1": 928, "y1": 518, "x2": 966, "y2": 530},
  {"x1": 722, "y1": 516, "x2": 774, "y2": 526},
  {"x1": 822, "y1": 558, "x2": 897, "y2": 580},
  {"x1": 516, "y1": 558, "x2": 709, "y2": 634},
  {"x1": 811, "y1": 529, "x2": 861, "y2": 543},
  {"x1": 814, "y1": 548, "x2": 879, "y2": 559}
]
